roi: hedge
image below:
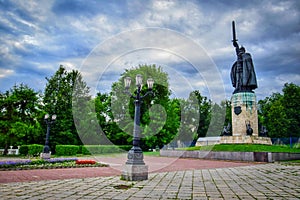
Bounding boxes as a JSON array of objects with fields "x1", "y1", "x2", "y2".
[
  {"x1": 81, "y1": 145, "x2": 131, "y2": 155},
  {"x1": 19, "y1": 144, "x2": 43, "y2": 156},
  {"x1": 19, "y1": 145, "x2": 29, "y2": 155},
  {"x1": 29, "y1": 144, "x2": 44, "y2": 156},
  {"x1": 117, "y1": 145, "x2": 132, "y2": 151},
  {"x1": 55, "y1": 145, "x2": 80, "y2": 156},
  {"x1": 18, "y1": 145, "x2": 132, "y2": 156}
]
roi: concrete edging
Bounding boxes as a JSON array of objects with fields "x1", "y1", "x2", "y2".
[{"x1": 160, "y1": 150, "x2": 300, "y2": 162}]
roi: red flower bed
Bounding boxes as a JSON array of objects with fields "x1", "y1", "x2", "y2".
[{"x1": 75, "y1": 160, "x2": 96, "y2": 165}]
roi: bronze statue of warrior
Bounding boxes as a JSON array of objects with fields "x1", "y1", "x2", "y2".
[{"x1": 230, "y1": 21, "x2": 258, "y2": 94}]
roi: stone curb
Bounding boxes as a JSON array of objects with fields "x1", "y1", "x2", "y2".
[{"x1": 160, "y1": 150, "x2": 300, "y2": 162}]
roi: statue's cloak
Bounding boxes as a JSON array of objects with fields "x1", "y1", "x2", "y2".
[{"x1": 231, "y1": 53, "x2": 258, "y2": 90}]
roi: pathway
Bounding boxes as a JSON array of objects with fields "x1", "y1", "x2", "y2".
[
  {"x1": 0, "y1": 156, "x2": 256, "y2": 183},
  {"x1": 1, "y1": 162, "x2": 299, "y2": 199}
]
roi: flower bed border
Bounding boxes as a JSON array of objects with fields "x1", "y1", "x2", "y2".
[
  {"x1": 0, "y1": 163, "x2": 108, "y2": 171},
  {"x1": 0, "y1": 158, "x2": 108, "y2": 171}
]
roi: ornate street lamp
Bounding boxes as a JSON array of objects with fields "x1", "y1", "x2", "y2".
[
  {"x1": 41, "y1": 114, "x2": 56, "y2": 159},
  {"x1": 121, "y1": 74, "x2": 154, "y2": 181}
]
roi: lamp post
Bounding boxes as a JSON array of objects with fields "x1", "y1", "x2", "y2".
[
  {"x1": 121, "y1": 74, "x2": 154, "y2": 181},
  {"x1": 41, "y1": 114, "x2": 56, "y2": 159}
]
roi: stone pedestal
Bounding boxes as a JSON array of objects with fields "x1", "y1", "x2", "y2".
[
  {"x1": 220, "y1": 92, "x2": 271, "y2": 145},
  {"x1": 232, "y1": 92, "x2": 258, "y2": 136},
  {"x1": 121, "y1": 164, "x2": 148, "y2": 181},
  {"x1": 40, "y1": 152, "x2": 51, "y2": 159},
  {"x1": 121, "y1": 147, "x2": 148, "y2": 181}
]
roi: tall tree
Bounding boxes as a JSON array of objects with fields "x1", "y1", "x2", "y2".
[
  {"x1": 193, "y1": 90, "x2": 212, "y2": 139},
  {"x1": 43, "y1": 65, "x2": 90, "y2": 150},
  {"x1": 281, "y1": 83, "x2": 300, "y2": 137}
]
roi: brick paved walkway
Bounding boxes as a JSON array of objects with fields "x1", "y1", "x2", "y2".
[
  {"x1": 94, "y1": 155, "x2": 258, "y2": 173},
  {"x1": 0, "y1": 156, "x2": 255, "y2": 183},
  {"x1": 1, "y1": 163, "x2": 299, "y2": 199}
]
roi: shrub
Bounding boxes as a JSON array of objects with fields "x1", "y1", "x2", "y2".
[
  {"x1": 55, "y1": 145, "x2": 80, "y2": 156},
  {"x1": 19, "y1": 145, "x2": 29, "y2": 155},
  {"x1": 28, "y1": 144, "x2": 43, "y2": 156},
  {"x1": 77, "y1": 145, "x2": 83, "y2": 154},
  {"x1": 81, "y1": 146, "x2": 91, "y2": 155}
]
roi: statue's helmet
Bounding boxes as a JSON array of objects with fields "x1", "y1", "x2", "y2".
[
  {"x1": 238, "y1": 46, "x2": 246, "y2": 56},
  {"x1": 239, "y1": 46, "x2": 245, "y2": 53}
]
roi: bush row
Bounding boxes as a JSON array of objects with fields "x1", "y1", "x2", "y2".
[
  {"x1": 19, "y1": 144, "x2": 44, "y2": 156},
  {"x1": 19, "y1": 145, "x2": 131, "y2": 156},
  {"x1": 55, "y1": 145, "x2": 80, "y2": 156}
]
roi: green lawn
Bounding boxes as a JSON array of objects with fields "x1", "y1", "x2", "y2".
[
  {"x1": 144, "y1": 151, "x2": 160, "y2": 156},
  {"x1": 183, "y1": 144, "x2": 300, "y2": 153}
]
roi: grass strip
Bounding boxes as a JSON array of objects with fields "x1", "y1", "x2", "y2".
[{"x1": 182, "y1": 144, "x2": 300, "y2": 153}]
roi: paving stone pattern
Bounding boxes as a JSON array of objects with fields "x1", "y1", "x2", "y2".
[{"x1": 0, "y1": 163, "x2": 299, "y2": 199}]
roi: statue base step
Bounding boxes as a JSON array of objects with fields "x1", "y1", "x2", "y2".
[{"x1": 220, "y1": 136, "x2": 272, "y2": 145}]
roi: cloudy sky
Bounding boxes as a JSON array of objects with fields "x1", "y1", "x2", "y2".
[{"x1": 1, "y1": 0, "x2": 299, "y2": 102}]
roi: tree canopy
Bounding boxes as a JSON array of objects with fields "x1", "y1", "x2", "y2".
[
  {"x1": 258, "y1": 83, "x2": 300, "y2": 138},
  {"x1": 43, "y1": 65, "x2": 90, "y2": 151},
  {"x1": 100, "y1": 64, "x2": 180, "y2": 149},
  {"x1": 0, "y1": 84, "x2": 43, "y2": 154}
]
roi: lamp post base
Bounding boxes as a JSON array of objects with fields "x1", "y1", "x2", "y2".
[
  {"x1": 121, "y1": 146, "x2": 148, "y2": 181},
  {"x1": 40, "y1": 152, "x2": 51, "y2": 159},
  {"x1": 125, "y1": 146, "x2": 146, "y2": 165},
  {"x1": 121, "y1": 164, "x2": 148, "y2": 181}
]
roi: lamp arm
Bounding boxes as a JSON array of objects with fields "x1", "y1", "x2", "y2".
[
  {"x1": 141, "y1": 90, "x2": 154, "y2": 99},
  {"x1": 124, "y1": 90, "x2": 137, "y2": 99}
]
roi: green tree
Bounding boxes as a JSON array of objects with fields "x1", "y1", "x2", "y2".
[
  {"x1": 193, "y1": 90, "x2": 212, "y2": 139},
  {"x1": 257, "y1": 84, "x2": 298, "y2": 139},
  {"x1": 144, "y1": 98, "x2": 180, "y2": 149},
  {"x1": 222, "y1": 100, "x2": 232, "y2": 127},
  {"x1": 208, "y1": 103, "x2": 224, "y2": 136},
  {"x1": 44, "y1": 65, "x2": 90, "y2": 150},
  {"x1": 259, "y1": 93, "x2": 291, "y2": 138},
  {"x1": 93, "y1": 90, "x2": 133, "y2": 146},
  {"x1": 216, "y1": 100, "x2": 232, "y2": 134},
  {"x1": 281, "y1": 83, "x2": 300, "y2": 137},
  {"x1": 94, "y1": 65, "x2": 217, "y2": 149},
  {"x1": 176, "y1": 92, "x2": 200, "y2": 147},
  {"x1": 73, "y1": 97, "x2": 106, "y2": 145},
  {"x1": 106, "y1": 64, "x2": 179, "y2": 150},
  {"x1": 0, "y1": 84, "x2": 43, "y2": 154}
]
